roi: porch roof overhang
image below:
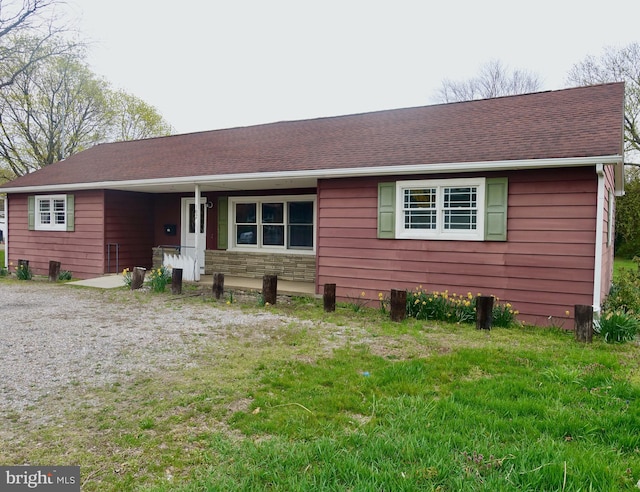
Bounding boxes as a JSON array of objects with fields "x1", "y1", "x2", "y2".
[{"x1": 0, "y1": 154, "x2": 624, "y2": 195}]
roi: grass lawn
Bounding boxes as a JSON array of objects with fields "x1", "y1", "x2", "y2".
[
  {"x1": 615, "y1": 257, "x2": 639, "y2": 281},
  {"x1": 1, "y1": 289, "x2": 639, "y2": 491}
]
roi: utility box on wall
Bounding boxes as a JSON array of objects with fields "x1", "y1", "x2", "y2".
[{"x1": 164, "y1": 224, "x2": 177, "y2": 236}]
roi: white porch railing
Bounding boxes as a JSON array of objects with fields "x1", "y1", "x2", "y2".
[{"x1": 163, "y1": 253, "x2": 200, "y2": 281}]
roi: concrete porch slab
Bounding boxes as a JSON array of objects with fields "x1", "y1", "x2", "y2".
[
  {"x1": 67, "y1": 273, "x2": 316, "y2": 296},
  {"x1": 198, "y1": 275, "x2": 316, "y2": 296}
]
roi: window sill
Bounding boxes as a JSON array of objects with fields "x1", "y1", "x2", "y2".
[{"x1": 226, "y1": 247, "x2": 316, "y2": 255}]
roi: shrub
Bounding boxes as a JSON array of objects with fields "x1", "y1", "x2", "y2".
[
  {"x1": 603, "y1": 258, "x2": 640, "y2": 314},
  {"x1": 0, "y1": 265, "x2": 8, "y2": 277},
  {"x1": 594, "y1": 309, "x2": 639, "y2": 343},
  {"x1": 492, "y1": 301, "x2": 519, "y2": 328},
  {"x1": 406, "y1": 287, "x2": 519, "y2": 327},
  {"x1": 15, "y1": 263, "x2": 32, "y2": 280},
  {"x1": 58, "y1": 270, "x2": 73, "y2": 281},
  {"x1": 122, "y1": 268, "x2": 132, "y2": 288},
  {"x1": 344, "y1": 291, "x2": 368, "y2": 312},
  {"x1": 148, "y1": 266, "x2": 172, "y2": 293}
]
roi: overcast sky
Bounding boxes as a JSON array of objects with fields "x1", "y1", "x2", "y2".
[{"x1": 69, "y1": 0, "x2": 640, "y2": 135}]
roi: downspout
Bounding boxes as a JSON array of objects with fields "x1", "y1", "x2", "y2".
[
  {"x1": 194, "y1": 184, "x2": 201, "y2": 281},
  {"x1": 593, "y1": 164, "x2": 606, "y2": 315}
]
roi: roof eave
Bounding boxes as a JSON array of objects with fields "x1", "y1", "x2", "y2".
[{"x1": 0, "y1": 154, "x2": 624, "y2": 194}]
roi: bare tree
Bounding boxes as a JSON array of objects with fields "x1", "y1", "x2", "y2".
[
  {"x1": 567, "y1": 43, "x2": 640, "y2": 161},
  {"x1": 106, "y1": 91, "x2": 173, "y2": 142},
  {"x1": 0, "y1": 47, "x2": 110, "y2": 178},
  {"x1": 0, "y1": 39, "x2": 174, "y2": 180},
  {"x1": 0, "y1": 0, "x2": 76, "y2": 90},
  {"x1": 434, "y1": 59, "x2": 543, "y2": 103}
]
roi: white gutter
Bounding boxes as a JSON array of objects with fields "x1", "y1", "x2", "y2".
[
  {"x1": 0, "y1": 155, "x2": 624, "y2": 194},
  {"x1": 593, "y1": 164, "x2": 606, "y2": 315}
]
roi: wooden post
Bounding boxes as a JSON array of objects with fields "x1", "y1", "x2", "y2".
[
  {"x1": 171, "y1": 268, "x2": 183, "y2": 295},
  {"x1": 476, "y1": 295, "x2": 494, "y2": 330},
  {"x1": 131, "y1": 267, "x2": 146, "y2": 290},
  {"x1": 323, "y1": 283, "x2": 336, "y2": 312},
  {"x1": 263, "y1": 274, "x2": 278, "y2": 305},
  {"x1": 212, "y1": 272, "x2": 225, "y2": 299},
  {"x1": 48, "y1": 260, "x2": 61, "y2": 282},
  {"x1": 574, "y1": 305, "x2": 593, "y2": 343},
  {"x1": 390, "y1": 289, "x2": 407, "y2": 322}
]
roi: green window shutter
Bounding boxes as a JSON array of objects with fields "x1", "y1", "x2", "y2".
[
  {"x1": 66, "y1": 194, "x2": 75, "y2": 232},
  {"x1": 28, "y1": 195, "x2": 35, "y2": 230},
  {"x1": 485, "y1": 178, "x2": 508, "y2": 241},
  {"x1": 217, "y1": 196, "x2": 228, "y2": 249},
  {"x1": 377, "y1": 182, "x2": 396, "y2": 239}
]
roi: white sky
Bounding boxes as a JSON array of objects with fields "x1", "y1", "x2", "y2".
[{"x1": 68, "y1": 0, "x2": 640, "y2": 135}]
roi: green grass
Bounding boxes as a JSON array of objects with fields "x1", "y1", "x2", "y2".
[
  {"x1": 1, "y1": 291, "x2": 640, "y2": 491},
  {"x1": 0, "y1": 248, "x2": 4, "y2": 267},
  {"x1": 614, "y1": 257, "x2": 638, "y2": 281}
]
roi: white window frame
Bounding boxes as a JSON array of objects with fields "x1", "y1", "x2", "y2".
[
  {"x1": 396, "y1": 178, "x2": 486, "y2": 241},
  {"x1": 229, "y1": 194, "x2": 316, "y2": 254},
  {"x1": 35, "y1": 194, "x2": 67, "y2": 231}
]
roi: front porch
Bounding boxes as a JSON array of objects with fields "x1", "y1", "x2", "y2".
[
  {"x1": 69, "y1": 273, "x2": 316, "y2": 297},
  {"x1": 198, "y1": 275, "x2": 316, "y2": 296},
  {"x1": 153, "y1": 247, "x2": 316, "y2": 283}
]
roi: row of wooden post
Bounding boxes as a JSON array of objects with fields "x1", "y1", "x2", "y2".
[
  {"x1": 128, "y1": 269, "x2": 596, "y2": 343},
  {"x1": 323, "y1": 283, "x2": 594, "y2": 342},
  {"x1": 17, "y1": 259, "x2": 62, "y2": 282},
  {"x1": 137, "y1": 269, "x2": 281, "y2": 305}
]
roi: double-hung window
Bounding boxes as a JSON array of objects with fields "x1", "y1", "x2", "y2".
[
  {"x1": 35, "y1": 195, "x2": 68, "y2": 231},
  {"x1": 230, "y1": 195, "x2": 315, "y2": 251},
  {"x1": 396, "y1": 178, "x2": 486, "y2": 240}
]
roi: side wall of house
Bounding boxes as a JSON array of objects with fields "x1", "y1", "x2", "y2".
[
  {"x1": 316, "y1": 167, "x2": 599, "y2": 325},
  {"x1": 7, "y1": 190, "x2": 106, "y2": 279},
  {"x1": 104, "y1": 190, "x2": 155, "y2": 273},
  {"x1": 600, "y1": 164, "x2": 617, "y2": 306}
]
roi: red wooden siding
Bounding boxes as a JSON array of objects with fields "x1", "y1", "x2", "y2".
[
  {"x1": 152, "y1": 193, "x2": 217, "y2": 250},
  {"x1": 316, "y1": 167, "x2": 600, "y2": 325},
  {"x1": 600, "y1": 165, "x2": 616, "y2": 304},
  {"x1": 7, "y1": 191, "x2": 106, "y2": 279},
  {"x1": 104, "y1": 191, "x2": 155, "y2": 272}
]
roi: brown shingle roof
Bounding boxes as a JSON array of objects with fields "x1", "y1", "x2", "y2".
[{"x1": 1, "y1": 83, "x2": 625, "y2": 189}]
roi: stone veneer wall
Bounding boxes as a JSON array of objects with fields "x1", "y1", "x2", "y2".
[
  {"x1": 205, "y1": 250, "x2": 315, "y2": 282},
  {"x1": 152, "y1": 247, "x2": 316, "y2": 282}
]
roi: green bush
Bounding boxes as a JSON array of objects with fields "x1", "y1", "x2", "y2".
[
  {"x1": 15, "y1": 263, "x2": 32, "y2": 280},
  {"x1": 406, "y1": 288, "x2": 519, "y2": 327},
  {"x1": 603, "y1": 257, "x2": 640, "y2": 314},
  {"x1": 58, "y1": 270, "x2": 73, "y2": 281},
  {"x1": 122, "y1": 268, "x2": 132, "y2": 288},
  {"x1": 594, "y1": 309, "x2": 639, "y2": 343},
  {"x1": 148, "y1": 265, "x2": 172, "y2": 293}
]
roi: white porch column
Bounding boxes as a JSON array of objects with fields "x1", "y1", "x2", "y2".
[{"x1": 194, "y1": 184, "x2": 201, "y2": 281}]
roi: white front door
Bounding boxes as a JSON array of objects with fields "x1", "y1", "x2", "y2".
[{"x1": 181, "y1": 197, "x2": 206, "y2": 274}]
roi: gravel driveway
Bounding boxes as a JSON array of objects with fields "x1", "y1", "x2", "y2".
[{"x1": 0, "y1": 281, "x2": 288, "y2": 418}]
